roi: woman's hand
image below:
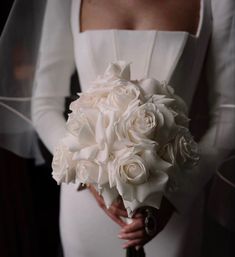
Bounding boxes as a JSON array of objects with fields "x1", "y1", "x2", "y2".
[
  {"x1": 88, "y1": 185, "x2": 128, "y2": 227},
  {"x1": 89, "y1": 185, "x2": 175, "y2": 247},
  {"x1": 118, "y1": 197, "x2": 175, "y2": 249}
]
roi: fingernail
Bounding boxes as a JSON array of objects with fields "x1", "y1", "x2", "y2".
[{"x1": 118, "y1": 234, "x2": 123, "y2": 238}]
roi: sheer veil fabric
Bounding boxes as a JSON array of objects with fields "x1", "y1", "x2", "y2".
[
  {"x1": 0, "y1": 0, "x2": 48, "y2": 163},
  {"x1": 0, "y1": 0, "x2": 77, "y2": 164}
]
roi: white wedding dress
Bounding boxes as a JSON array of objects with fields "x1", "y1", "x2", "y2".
[{"x1": 32, "y1": 0, "x2": 235, "y2": 256}]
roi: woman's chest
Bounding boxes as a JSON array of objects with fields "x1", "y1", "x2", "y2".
[{"x1": 80, "y1": 0, "x2": 200, "y2": 36}]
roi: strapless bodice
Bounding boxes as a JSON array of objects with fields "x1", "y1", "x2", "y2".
[{"x1": 71, "y1": 0, "x2": 212, "y2": 108}]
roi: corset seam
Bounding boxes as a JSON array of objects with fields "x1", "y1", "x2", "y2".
[
  {"x1": 112, "y1": 30, "x2": 120, "y2": 61},
  {"x1": 86, "y1": 36, "x2": 97, "y2": 79},
  {"x1": 143, "y1": 32, "x2": 157, "y2": 78}
]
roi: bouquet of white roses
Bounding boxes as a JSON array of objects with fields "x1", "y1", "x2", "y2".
[{"x1": 52, "y1": 61, "x2": 199, "y2": 217}]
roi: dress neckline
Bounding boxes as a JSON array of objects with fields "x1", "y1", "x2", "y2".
[{"x1": 73, "y1": 0, "x2": 205, "y2": 39}]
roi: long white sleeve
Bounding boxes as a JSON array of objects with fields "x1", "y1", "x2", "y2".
[
  {"x1": 32, "y1": 0, "x2": 75, "y2": 154},
  {"x1": 164, "y1": 0, "x2": 235, "y2": 212}
]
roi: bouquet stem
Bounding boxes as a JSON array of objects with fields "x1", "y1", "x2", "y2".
[{"x1": 126, "y1": 246, "x2": 145, "y2": 257}]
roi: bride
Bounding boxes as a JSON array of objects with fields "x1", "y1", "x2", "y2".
[{"x1": 1, "y1": 0, "x2": 234, "y2": 256}]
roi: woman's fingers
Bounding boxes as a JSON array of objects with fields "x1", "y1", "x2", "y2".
[
  {"x1": 118, "y1": 217, "x2": 147, "y2": 248},
  {"x1": 105, "y1": 203, "x2": 128, "y2": 227},
  {"x1": 121, "y1": 217, "x2": 145, "y2": 233},
  {"x1": 104, "y1": 208, "x2": 126, "y2": 227},
  {"x1": 88, "y1": 185, "x2": 128, "y2": 227},
  {"x1": 108, "y1": 204, "x2": 128, "y2": 218},
  {"x1": 119, "y1": 215, "x2": 151, "y2": 248},
  {"x1": 119, "y1": 200, "x2": 175, "y2": 248},
  {"x1": 119, "y1": 229, "x2": 145, "y2": 240},
  {"x1": 90, "y1": 190, "x2": 175, "y2": 247}
]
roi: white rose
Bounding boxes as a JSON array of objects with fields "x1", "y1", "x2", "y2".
[
  {"x1": 138, "y1": 78, "x2": 166, "y2": 99},
  {"x1": 69, "y1": 93, "x2": 101, "y2": 110},
  {"x1": 130, "y1": 103, "x2": 159, "y2": 138},
  {"x1": 52, "y1": 142, "x2": 76, "y2": 184},
  {"x1": 158, "y1": 143, "x2": 175, "y2": 166},
  {"x1": 148, "y1": 94, "x2": 175, "y2": 106},
  {"x1": 108, "y1": 147, "x2": 169, "y2": 213},
  {"x1": 66, "y1": 107, "x2": 98, "y2": 148},
  {"x1": 109, "y1": 148, "x2": 150, "y2": 187},
  {"x1": 149, "y1": 94, "x2": 189, "y2": 127},
  {"x1": 139, "y1": 78, "x2": 188, "y2": 115},
  {"x1": 158, "y1": 128, "x2": 199, "y2": 169},
  {"x1": 158, "y1": 83, "x2": 188, "y2": 116},
  {"x1": 139, "y1": 78, "x2": 175, "y2": 99},
  {"x1": 173, "y1": 129, "x2": 200, "y2": 168},
  {"x1": 115, "y1": 102, "x2": 176, "y2": 145},
  {"x1": 103, "y1": 61, "x2": 131, "y2": 80},
  {"x1": 76, "y1": 160, "x2": 108, "y2": 185},
  {"x1": 86, "y1": 61, "x2": 131, "y2": 94},
  {"x1": 105, "y1": 82, "x2": 141, "y2": 114},
  {"x1": 70, "y1": 111, "x2": 115, "y2": 163},
  {"x1": 117, "y1": 154, "x2": 149, "y2": 185}
]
